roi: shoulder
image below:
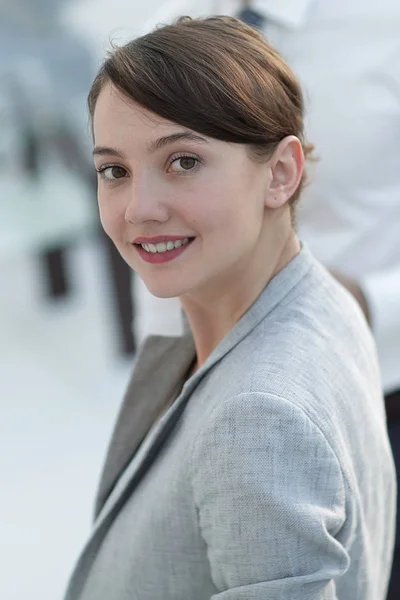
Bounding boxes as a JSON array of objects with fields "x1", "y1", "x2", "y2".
[
  {"x1": 191, "y1": 263, "x2": 384, "y2": 473},
  {"x1": 216, "y1": 261, "x2": 380, "y2": 405},
  {"x1": 191, "y1": 390, "x2": 339, "y2": 463},
  {"x1": 189, "y1": 391, "x2": 348, "y2": 528}
]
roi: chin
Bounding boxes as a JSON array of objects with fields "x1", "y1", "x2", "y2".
[{"x1": 142, "y1": 278, "x2": 186, "y2": 299}]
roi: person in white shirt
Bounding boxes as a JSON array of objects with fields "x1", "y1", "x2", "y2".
[{"x1": 237, "y1": 0, "x2": 400, "y2": 597}]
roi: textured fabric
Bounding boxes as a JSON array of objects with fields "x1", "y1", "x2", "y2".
[{"x1": 64, "y1": 245, "x2": 396, "y2": 600}]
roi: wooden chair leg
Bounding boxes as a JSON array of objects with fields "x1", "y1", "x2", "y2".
[
  {"x1": 103, "y1": 232, "x2": 136, "y2": 356},
  {"x1": 41, "y1": 247, "x2": 70, "y2": 298}
]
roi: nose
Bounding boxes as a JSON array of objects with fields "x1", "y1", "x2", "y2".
[{"x1": 124, "y1": 173, "x2": 169, "y2": 225}]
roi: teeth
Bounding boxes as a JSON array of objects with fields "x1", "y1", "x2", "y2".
[{"x1": 141, "y1": 238, "x2": 191, "y2": 253}]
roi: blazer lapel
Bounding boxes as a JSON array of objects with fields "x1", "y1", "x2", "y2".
[
  {"x1": 64, "y1": 333, "x2": 199, "y2": 600},
  {"x1": 94, "y1": 332, "x2": 196, "y2": 520}
]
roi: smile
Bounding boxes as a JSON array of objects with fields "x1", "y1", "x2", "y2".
[
  {"x1": 141, "y1": 238, "x2": 191, "y2": 254},
  {"x1": 134, "y1": 237, "x2": 196, "y2": 264}
]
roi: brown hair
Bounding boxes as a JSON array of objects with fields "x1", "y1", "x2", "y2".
[{"x1": 88, "y1": 16, "x2": 313, "y2": 219}]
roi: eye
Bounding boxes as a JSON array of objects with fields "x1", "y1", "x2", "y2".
[
  {"x1": 169, "y1": 155, "x2": 200, "y2": 174},
  {"x1": 96, "y1": 165, "x2": 128, "y2": 181}
]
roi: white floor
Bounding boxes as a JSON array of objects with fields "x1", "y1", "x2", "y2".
[{"x1": 0, "y1": 239, "x2": 141, "y2": 600}]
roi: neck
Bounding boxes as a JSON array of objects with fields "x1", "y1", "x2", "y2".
[{"x1": 180, "y1": 222, "x2": 300, "y2": 371}]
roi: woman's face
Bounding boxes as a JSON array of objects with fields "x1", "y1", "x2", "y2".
[{"x1": 93, "y1": 84, "x2": 287, "y2": 299}]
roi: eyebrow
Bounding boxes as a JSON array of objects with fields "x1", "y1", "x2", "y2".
[
  {"x1": 93, "y1": 146, "x2": 126, "y2": 158},
  {"x1": 147, "y1": 132, "x2": 209, "y2": 153},
  {"x1": 93, "y1": 131, "x2": 208, "y2": 158}
]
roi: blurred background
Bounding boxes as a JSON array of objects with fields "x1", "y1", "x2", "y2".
[
  {"x1": 2, "y1": 0, "x2": 400, "y2": 599},
  {"x1": 0, "y1": 2, "x2": 238, "y2": 599}
]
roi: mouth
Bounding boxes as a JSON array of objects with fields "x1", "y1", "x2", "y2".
[{"x1": 133, "y1": 237, "x2": 196, "y2": 264}]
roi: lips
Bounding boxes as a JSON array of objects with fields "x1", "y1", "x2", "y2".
[
  {"x1": 133, "y1": 235, "x2": 193, "y2": 245},
  {"x1": 134, "y1": 237, "x2": 196, "y2": 264}
]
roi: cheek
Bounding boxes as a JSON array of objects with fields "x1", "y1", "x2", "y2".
[
  {"x1": 207, "y1": 187, "x2": 265, "y2": 258},
  {"x1": 97, "y1": 195, "x2": 124, "y2": 240},
  {"x1": 200, "y1": 176, "x2": 263, "y2": 234}
]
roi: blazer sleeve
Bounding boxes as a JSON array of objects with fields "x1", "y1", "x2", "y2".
[{"x1": 190, "y1": 392, "x2": 350, "y2": 600}]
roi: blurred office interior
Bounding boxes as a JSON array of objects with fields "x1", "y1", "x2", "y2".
[{"x1": 0, "y1": 2, "x2": 236, "y2": 599}]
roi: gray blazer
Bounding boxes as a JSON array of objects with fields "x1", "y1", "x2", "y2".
[{"x1": 64, "y1": 245, "x2": 396, "y2": 600}]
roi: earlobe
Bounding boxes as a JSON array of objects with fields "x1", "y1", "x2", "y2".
[
  {"x1": 266, "y1": 193, "x2": 287, "y2": 209},
  {"x1": 264, "y1": 136, "x2": 304, "y2": 209}
]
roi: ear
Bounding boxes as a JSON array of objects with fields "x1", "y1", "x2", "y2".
[{"x1": 264, "y1": 136, "x2": 304, "y2": 209}]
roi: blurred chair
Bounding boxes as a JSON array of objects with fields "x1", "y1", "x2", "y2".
[{"x1": 0, "y1": 4, "x2": 136, "y2": 355}]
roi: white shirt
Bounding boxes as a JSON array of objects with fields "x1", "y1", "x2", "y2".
[{"x1": 254, "y1": 0, "x2": 400, "y2": 393}]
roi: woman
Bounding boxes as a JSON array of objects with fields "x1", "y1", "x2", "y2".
[{"x1": 64, "y1": 16, "x2": 396, "y2": 600}]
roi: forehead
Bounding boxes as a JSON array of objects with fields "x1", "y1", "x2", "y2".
[
  {"x1": 93, "y1": 83, "x2": 182, "y2": 145},
  {"x1": 91, "y1": 83, "x2": 252, "y2": 165}
]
